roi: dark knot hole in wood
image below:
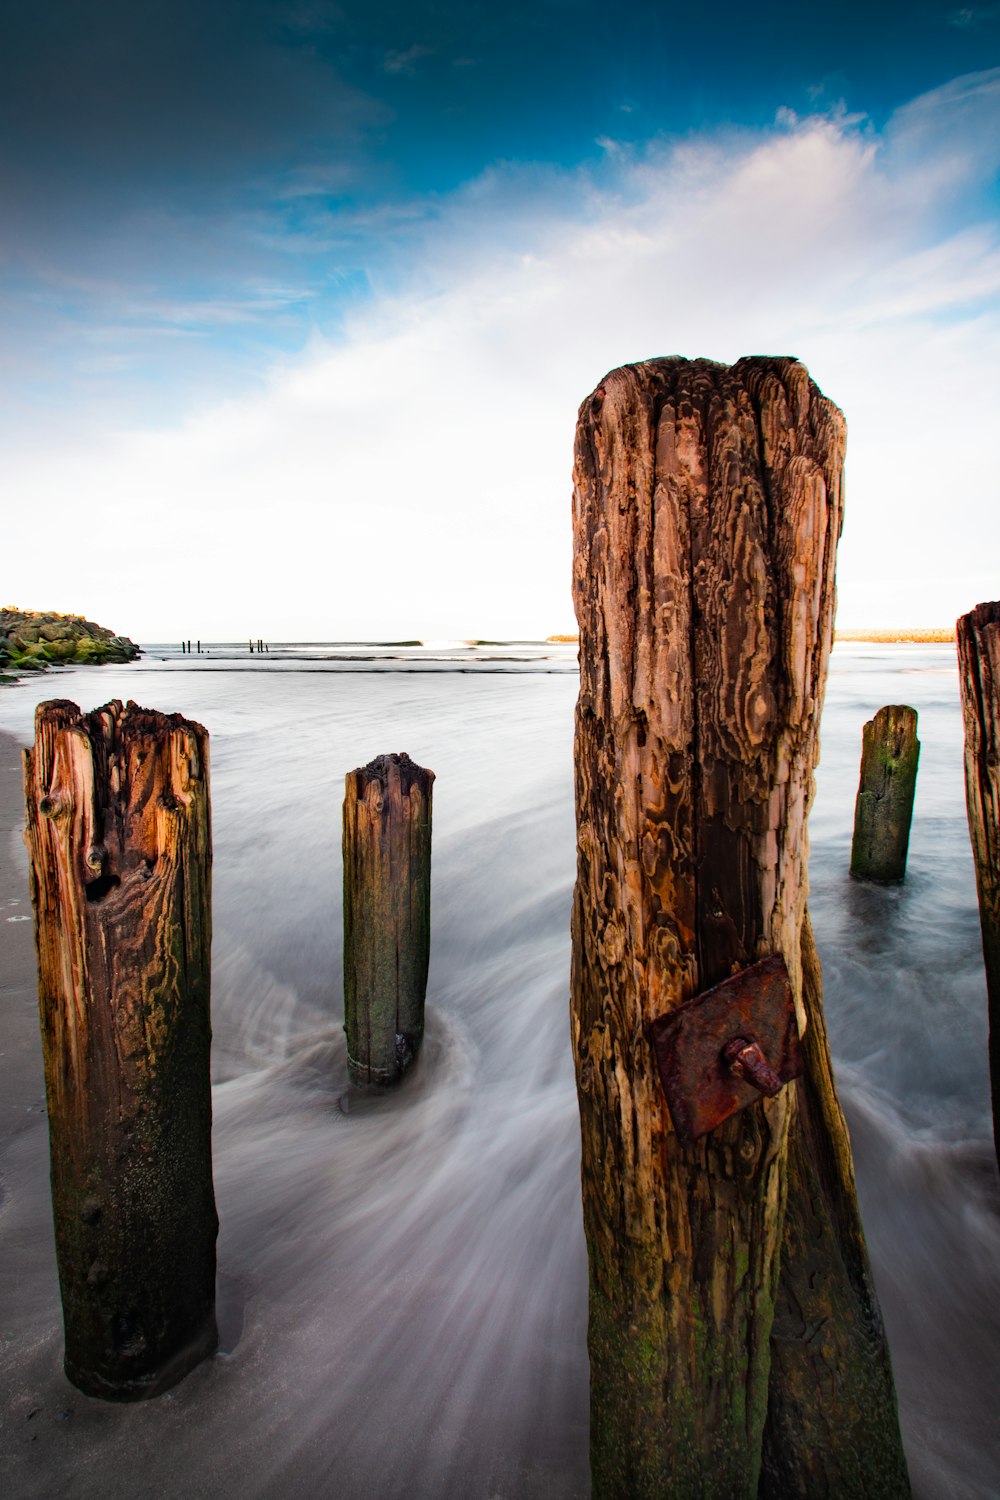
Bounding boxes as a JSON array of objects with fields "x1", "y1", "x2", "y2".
[{"x1": 85, "y1": 874, "x2": 121, "y2": 903}]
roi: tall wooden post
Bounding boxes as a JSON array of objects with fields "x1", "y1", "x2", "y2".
[
  {"x1": 957, "y1": 601, "x2": 1000, "y2": 1170},
  {"x1": 23, "y1": 699, "x2": 217, "y2": 1401},
  {"x1": 761, "y1": 910, "x2": 909, "y2": 1497},
  {"x1": 571, "y1": 358, "x2": 907, "y2": 1496},
  {"x1": 343, "y1": 752, "x2": 434, "y2": 1087},
  {"x1": 850, "y1": 705, "x2": 920, "y2": 882}
]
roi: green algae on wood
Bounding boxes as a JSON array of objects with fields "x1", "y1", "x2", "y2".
[
  {"x1": 23, "y1": 699, "x2": 217, "y2": 1400},
  {"x1": 850, "y1": 705, "x2": 920, "y2": 882},
  {"x1": 343, "y1": 752, "x2": 434, "y2": 1088},
  {"x1": 957, "y1": 601, "x2": 1000, "y2": 1173}
]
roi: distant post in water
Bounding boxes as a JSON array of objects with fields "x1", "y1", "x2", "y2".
[
  {"x1": 850, "y1": 705, "x2": 920, "y2": 881},
  {"x1": 957, "y1": 601, "x2": 1000, "y2": 1170},
  {"x1": 23, "y1": 699, "x2": 218, "y2": 1400},
  {"x1": 571, "y1": 358, "x2": 908, "y2": 1497},
  {"x1": 343, "y1": 752, "x2": 434, "y2": 1087}
]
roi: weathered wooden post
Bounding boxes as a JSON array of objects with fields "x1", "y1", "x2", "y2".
[
  {"x1": 761, "y1": 906, "x2": 909, "y2": 1497},
  {"x1": 343, "y1": 752, "x2": 434, "y2": 1087},
  {"x1": 957, "y1": 601, "x2": 1000, "y2": 1171},
  {"x1": 571, "y1": 357, "x2": 908, "y2": 1497},
  {"x1": 23, "y1": 699, "x2": 218, "y2": 1400},
  {"x1": 850, "y1": 705, "x2": 920, "y2": 881}
]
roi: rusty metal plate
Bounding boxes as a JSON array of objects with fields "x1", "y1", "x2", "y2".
[{"x1": 649, "y1": 954, "x2": 803, "y2": 1143}]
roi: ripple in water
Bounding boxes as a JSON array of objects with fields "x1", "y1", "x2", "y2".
[{"x1": 0, "y1": 643, "x2": 996, "y2": 1498}]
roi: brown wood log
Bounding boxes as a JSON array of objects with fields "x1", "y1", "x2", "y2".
[
  {"x1": 343, "y1": 752, "x2": 434, "y2": 1087},
  {"x1": 957, "y1": 600, "x2": 1000, "y2": 1171},
  {"x1": 760, "y1": 912, "x2": 910, "y2": 1498},
  {"x1": 850, "y1": 705, "x2": 920, "y2": 882},
  {"x1": 23, "y1": 698, "x2": 217, "y2": 1400},
  {"x1": 571, "y1": 357, "x2": 907, "y2": 1497}
]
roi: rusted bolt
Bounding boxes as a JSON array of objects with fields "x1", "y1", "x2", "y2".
[
  {"x1": 648, "y1": 953, "x2": 802, "y2": 1140},
  {"x1": 721, "y1": 1037, "x2": 783, "y2": 1097}
]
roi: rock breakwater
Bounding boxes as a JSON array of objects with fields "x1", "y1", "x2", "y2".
[{"x1": 1, "y1": 607, "x2": 140, "y2": 680}]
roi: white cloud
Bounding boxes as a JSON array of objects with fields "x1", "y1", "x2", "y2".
[{"x1": 3, "y1": 73, "x2": 999, "y2": 639}]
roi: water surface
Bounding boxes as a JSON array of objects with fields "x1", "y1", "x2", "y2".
[{"x1": 0, "y1": 642, "x2": 995, "y2": 1498}]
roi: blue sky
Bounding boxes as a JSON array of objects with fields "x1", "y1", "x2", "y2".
[{"x1": 2, "y1": 1, "x2": 998, "y2": 638}]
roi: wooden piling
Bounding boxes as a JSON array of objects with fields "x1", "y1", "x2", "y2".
[
  {"x1": 571, "y1": 358, "x2": 907, "y2": 1497},
  {"x1": 23, "y1": 699, "x2": 218, "y2": 1400},
  {"x1": 957, "y1": 601, "x2": 1000, "y2": 1171},
  {"x1": 761, "y1": 910, "x2": 910, "y2": 1497},
  {"x1": 343, "y1": 752, "x2": 433, "y2": 1087},
  {"x1": 850, "y1": 705, "x2": 920, "y2": 881}
]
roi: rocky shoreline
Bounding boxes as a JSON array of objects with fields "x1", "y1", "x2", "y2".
[{"x1": 0, "y1": 608, "x2": 140, "y2": 681}]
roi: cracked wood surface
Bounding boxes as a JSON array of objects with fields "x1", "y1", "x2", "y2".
[
  {"x1": 958, "y1": 601, "x2": 1000, "y2": 1171},
  {"x1": 571, "y1": 357, "x2": 907, "y2": 1496},
  {"x1": 24, "y1": 698, "x2": 217, "y2": 1400}
]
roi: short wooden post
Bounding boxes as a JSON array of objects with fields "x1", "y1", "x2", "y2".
[
  {"x1": 23, "y1": 699, "x2": 218, "y2": 1401},
  {"x1": 571, "y1": 358, "x2": 908, "y2": 1497},
  {"x1": 850, "y1": 705, "x2": 920, "y2": 881},
  {"x1": 343, "y1": 752, "x2": 433, "y2": 1087},
  {"x1": 957, "y1": 601, "x2": 1000, "y2": 1170}
]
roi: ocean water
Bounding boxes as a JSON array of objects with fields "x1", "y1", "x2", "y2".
[{"x1": 0, "y1": 641, "x2": 996, "y2": 1499}]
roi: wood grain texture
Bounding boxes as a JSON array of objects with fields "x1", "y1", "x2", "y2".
[
  {"x1": 761, "y1": 913, "x2": 909, "y2": 1498},
  {"x1": 23, "y1": 698, "x2": 217, "y2": 1400},
  {"x1": 957, "y1": 601, "x2": 1000, "y2": 1171},
  {"x1": 571, "y1": 357, "x2": 905, "y2": 1497},
  {"x1": 850, "y1": 705, "x2": 920, "y2": 882},
  {"x1": 343, "y1": 752, "x2": 434, "y2": 1087}
]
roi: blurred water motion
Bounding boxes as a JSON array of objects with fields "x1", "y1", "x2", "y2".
[{"x1": 0, "y1": 642, "x2": 996, "y2": 1499}]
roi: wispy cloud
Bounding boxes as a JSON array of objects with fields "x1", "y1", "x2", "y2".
[
  {"x1": 946, "y1": 4, "x2": 1000, "y2": 28},
  {"x1": 1, "y1": 73, "x2": 998, "y2": 637},
  {"x1": 383, "y1": 44, "x2": 435, "y2": 76}
]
